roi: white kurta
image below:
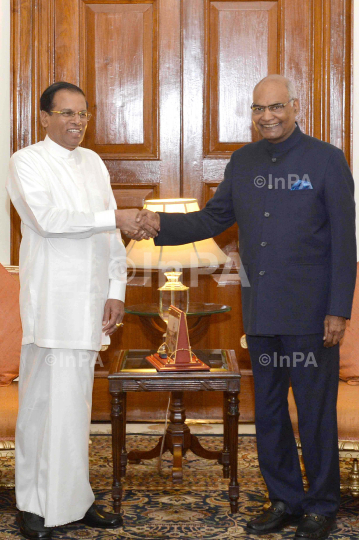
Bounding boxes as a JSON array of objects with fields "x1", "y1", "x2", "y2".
[{"x1": 6, "y1": 135, "x2": 126, "y2": 351}]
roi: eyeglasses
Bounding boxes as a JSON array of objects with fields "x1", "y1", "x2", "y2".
[
  {"x1": 250, "y1": 99, "x2": 294, "y2": 115},
  {"x1": 50, "y1": 110, "x2": 92, "y2": 120}
]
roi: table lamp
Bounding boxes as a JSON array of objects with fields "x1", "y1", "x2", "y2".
[{"x1": 126, "y1": 198, "x2": 230, "y2": 325}]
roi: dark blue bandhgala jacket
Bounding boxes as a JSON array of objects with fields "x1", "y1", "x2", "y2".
[{"x1": 154, "y1": 126, "x2": 357, "y2": 335}]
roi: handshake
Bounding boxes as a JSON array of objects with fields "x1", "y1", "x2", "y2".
[{"x1": 115, "y1": 209, "x2": 161, "y2": 240}]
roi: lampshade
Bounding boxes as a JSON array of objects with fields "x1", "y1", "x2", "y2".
[{"x1": 126, "y1": 198, "x2": 230, "y2": 269}]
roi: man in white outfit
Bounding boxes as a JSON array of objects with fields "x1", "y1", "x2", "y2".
[{"x1": 6, "y1": 82, "x2": 159, "y2": 540}]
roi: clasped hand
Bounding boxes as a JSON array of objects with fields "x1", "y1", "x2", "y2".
[{"x1": 115, "y1": 209, "x2": 160, "y2": 240}]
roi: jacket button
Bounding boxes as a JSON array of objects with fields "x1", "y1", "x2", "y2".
[
  {"x1": 261, "y1": 242, "x2": 267, "y2": 247},
  {"x1": 259, "y1": 270, "x2": 266, "y2": 276},
  {"x1": 272, "y1": 157, "x2": 277, "y2": 162},
  {"x1": 264, "y1": 212, "x2": 270, "y2": 217}
]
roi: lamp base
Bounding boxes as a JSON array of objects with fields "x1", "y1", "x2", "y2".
[{"x1": 146, "y1": 353, "x2": 210, "y2": 372}]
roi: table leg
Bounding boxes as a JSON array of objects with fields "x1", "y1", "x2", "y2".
[
  {"x1": 120, "y1": 393, "x2": 127, "y2": 477},
  {"x1": 171, "y1": 433, "x2": 185, "y2": 483},
  {"x1": 125, "y1": 388, "x2": 233, "y2": 493},
  {"x1": 165, "y1": 391, "x2": 191, "y2": 484},
  {"x1": 128, "y1": 436, "x2": 167, "y2": 461},
  {"x1": 110, "y1": 390, "x2": 123, "y2": 514},
  {"x1": 221, "y1": 391, "x2": 230, "y2": 478},
  {"x1": 189, "y1": 434, "x2": 221, "y2": 461},
  {"x1": 227, "y1": 391, "x2": 239, "y2": 513}
]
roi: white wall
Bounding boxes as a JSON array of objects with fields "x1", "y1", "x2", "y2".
[{"x1": 0, "y1": 0, "x2": 10, "y2": 265}]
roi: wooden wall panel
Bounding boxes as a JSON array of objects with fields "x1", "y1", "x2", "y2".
[
  {"x1": 330, "y1": 0, "x2": 352, "y2": 161},
  {"x1": 181, "y1": 0, "x2": 205, "y2": 203},
  {"x1": 54, "y1": 0, "x2": 80, "y2": 85},
  {"x1": 111, "y1": 184, "x2": 160, "y2": 210},
  {"x1": 36, "y1": 1, "x2": 55, "y2": 142},
  {"x1": 156, "y1": 0, "x2": 181, "y2": 197},
  {"x1": 93, "y1": 9, "x2": 145, "y2": 146},
  {"x1": 205, "y1": 1, "x2": 278, "y2": 155},
  {"x1": 83, "y1": 2, "x2": 158, "y2": 158},
  {"x1": 278, "y1": 0, "x2": 312, "y2": 136},
  {"x1": 12, "y1": 0, "x2": 34, "y2": 153}
]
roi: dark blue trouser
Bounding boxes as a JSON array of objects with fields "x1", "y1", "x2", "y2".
[{"x1": 246, "y1": 334, "x2": 340, "y2": 517}]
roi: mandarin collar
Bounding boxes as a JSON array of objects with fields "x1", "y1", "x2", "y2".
[
  {"x1": 43, "y1": 135, "x2": 79, "y2": 159},
  {"x1": 263, "y1": 123, "x2": 303, "y2": 155}
]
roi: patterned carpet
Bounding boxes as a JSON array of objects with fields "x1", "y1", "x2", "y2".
[{"x1": 0, "y1": 434, "x2": 358, "y2": 539}]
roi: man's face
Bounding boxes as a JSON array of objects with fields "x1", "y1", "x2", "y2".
[
  {"x1": 252, "y1": 81, "x2": 299, "y2": 144},
  {"x1": 40, "y1": 89, "x2": 88, "y2": 151}
]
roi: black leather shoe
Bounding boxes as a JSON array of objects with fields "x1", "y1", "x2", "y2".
[
  {"x1": 81, "y1": 503, "x2": 123, "y2": 529},
  {"x1": 17, "y1": 512, "x2": 54, "y2": 540},
  {"x1": 246, "y1": 501, "x2": 301, "y2": 535},
  {"x1": 295, "y1": 514, "x2": 335, "y2": 539}
]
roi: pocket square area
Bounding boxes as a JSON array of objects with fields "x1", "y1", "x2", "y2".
[{"x1": 291, "y1": 179, "x2": 313, "y2": 190}]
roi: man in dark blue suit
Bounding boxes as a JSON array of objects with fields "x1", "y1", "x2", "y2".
[{"x1": 133, "y1": 75, "x2": 356, "y2": 540}]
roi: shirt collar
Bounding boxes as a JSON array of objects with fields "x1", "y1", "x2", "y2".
[
  {"x1": 263, "y1": 123, "x2": 303, "y2": 155},
  {"x1": 43, "y1": 135, "x2": 79, "y2": 159}
]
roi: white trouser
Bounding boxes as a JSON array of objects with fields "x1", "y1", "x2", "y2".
[{"x1": 15, "y1": 344, "x2": 97, "y2": 527}]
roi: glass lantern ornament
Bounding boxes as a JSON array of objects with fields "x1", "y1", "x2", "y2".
[{"x1": 158, "y1": 271, "x2": 189, "y2": 326}]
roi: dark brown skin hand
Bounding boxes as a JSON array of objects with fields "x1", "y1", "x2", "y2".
[
  {"x1": 122, "y1": 229, "x2": 151, "y2": 240},
  {"x1": 115, "y1": 209, "x2": 143, "y2": 235},
  {"x1": 102, "y1": 299, "x2": 124, "y2": 336},
  {"x1": 122, "y1": 210, "x2": 161, "y2": 241},
  {"x1": 136, "y1": 209, "x2": 160, "y2": 236},
  {"x1": 323, "y1": 315, "x2": 346, "y2": 347}
]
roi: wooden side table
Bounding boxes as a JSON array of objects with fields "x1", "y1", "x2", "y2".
[{"x1": 108, "y1": 349, "x2": 241, "y2": 513}]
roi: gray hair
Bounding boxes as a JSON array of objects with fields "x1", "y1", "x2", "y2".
[
  {"x1": 254, "y1": 75, "x2": 297, "y2": 103},
  {"x1": 286, "y1": 80, "x2": 297, "y2": 101}
]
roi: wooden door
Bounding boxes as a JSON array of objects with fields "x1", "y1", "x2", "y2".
[
  {"x1": 11, "y1": 0, "x2": 352, "y2": 421},
  {"x1": 11, "y1": 0, "x2": 352, "y2": 251},
  {"x1": 181, "y1": 0, "x2": 352, "y2": 250},
  {"x1": 11, "y1": 0, "x2": 182, "y2": 254}
]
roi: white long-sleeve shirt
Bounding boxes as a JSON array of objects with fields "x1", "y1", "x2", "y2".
[{"x1": 6, "y1": 135, "x2": 127, "y2": 351}]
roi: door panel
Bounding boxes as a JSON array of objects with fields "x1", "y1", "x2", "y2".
[
  {"x1": 83, "y1": 2, "x2": 158, "y2": 157},
  {"x1": 206, "y1": 1, "x2": 278, "y2": 154}
]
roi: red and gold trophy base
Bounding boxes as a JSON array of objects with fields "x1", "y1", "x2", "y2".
[{"x1": 146, "y1": 306, "x2": 210, "y2": 372}]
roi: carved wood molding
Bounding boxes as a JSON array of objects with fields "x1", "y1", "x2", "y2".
[{"x1": 118, "y1": 379, "x2": 233, "y2": 392}]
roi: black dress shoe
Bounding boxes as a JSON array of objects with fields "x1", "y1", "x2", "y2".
[
  {"x1": 17, "y1": 512, "x2": 54, "y2": 540},
  {"x1": 81, "y1": 503, "x2": 123, "y2": 529},
  {"x1": 246, "y1": 501, "x2": 301, "y2": 535},
  {"x1": 295, "y1": 514, "x2": 335, "y2": 539}
]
